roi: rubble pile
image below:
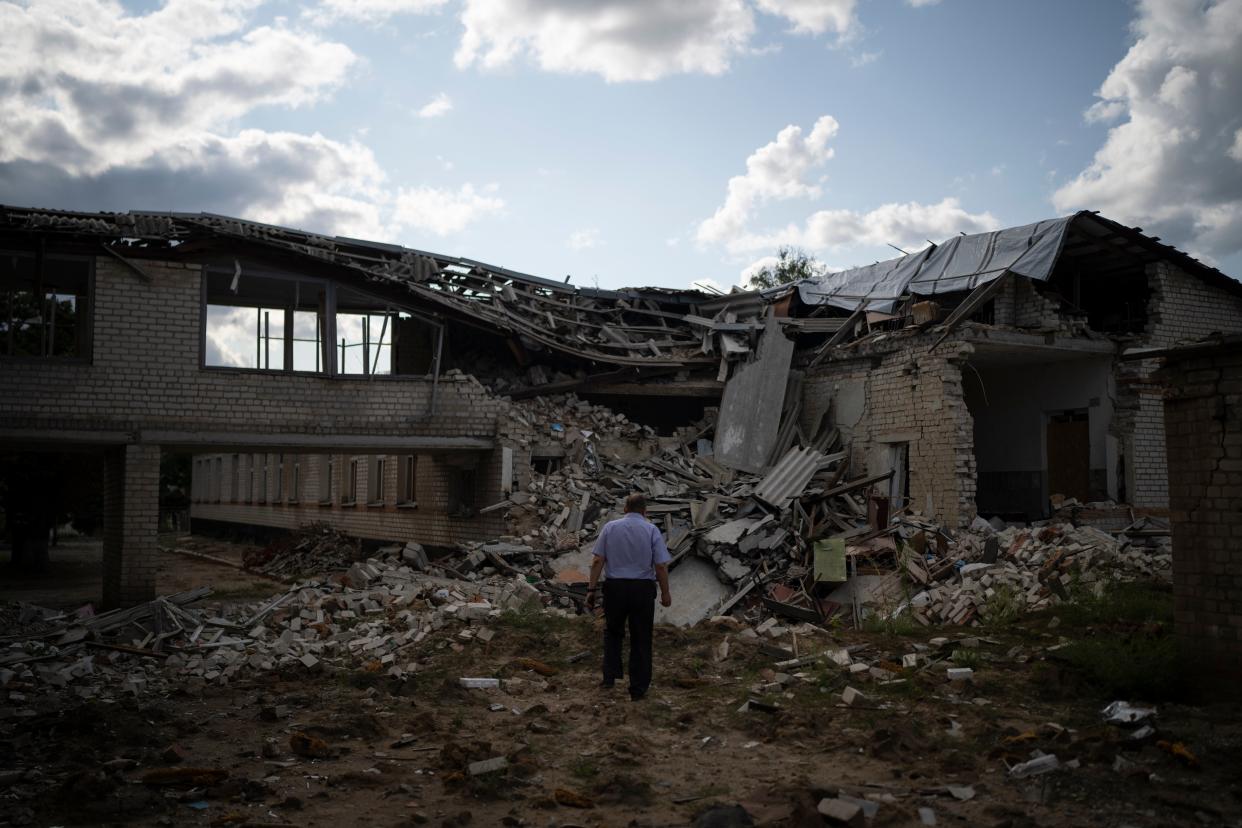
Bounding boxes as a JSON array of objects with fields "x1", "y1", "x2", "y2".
[
  {"x1": 242, "y1": 523, "x2": 363, "y2": 578},
  {"x1": 0, "y1": 559, "x2": 553, "y2": 702},
  {"x1": 900, "y1": 522, "x2": 1173, "y2": 627}
]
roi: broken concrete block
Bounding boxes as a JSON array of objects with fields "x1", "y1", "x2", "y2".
[
  {"x1": 459, "y1": 677, "x2": 500, "y2": 689},
  {"x1": 460, "y1": 602, "x2": 493, "y2": 621},
  {"x1": 467, "y1": 756, "x2": 509, "y2": 776},
  {"x1": 817, "y1": 797, "x2": 864, "y2": 827},
  {"x1": 841, "y1": 686, "x2": 865, "y2": 706},
  {"x1": 1009, "y1": 753, "x2": 1059, "y2": 778},
  {"x1": 946, "y1": 667, "x2": 973, "y2": 682},
  {"x1": 299, "y1": 654, "x2": 319, "y2": 669}
]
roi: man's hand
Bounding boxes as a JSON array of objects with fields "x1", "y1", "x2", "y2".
[
  {"x1": 586, "y1": 588, "x2": 597, "y2": 611},
  {"x1": 660, "y1": 591, "x2": 672, "y2": 608}
]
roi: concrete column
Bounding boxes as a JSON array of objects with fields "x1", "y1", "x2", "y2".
[{"x1": 102, "y1": 443, "x2": 160, "y2": 607}]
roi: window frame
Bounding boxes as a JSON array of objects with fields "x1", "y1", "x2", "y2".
[
  {"x1": 397, "y1": 454, "x2": 418, "y2": 508},
  {"x1": 0, "y1": 247, "x2": 95, "y2": 363},
  {"x1": 199, "y1": 262, "x2": 444, "y2": 380}
]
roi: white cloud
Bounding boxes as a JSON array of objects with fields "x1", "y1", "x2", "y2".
[
  {"x1": 0, "y1": 0, "x2": 501, "y2": 242},
  {"x1": 567, "y1": 227, "x2": 602, "y2": 250},
  {"x1": 417, "y1": 92, "x2": 453, "y2": 118},
  {"x1": 849, "y1": 50, "x2": 880, "y2": 68},
  {"x1": 697, "y1": 117, "x2": 997, "y2": 257},
  {"x1": 739, "y1": 255, "x2": 780, "y2": 283},
  {"x1": 309, "y1": 0, "x2": 449, "y2": 24},
  {"x1": 696, "y1": 115, "x2": 840, "y2": 244},
  {"x1": 1053, "y1": 0, "x2": 1242, "y2": 260},
  {"x1": 754, "y1": 0, "x2": 856, "y2": 36},
  {"x1": 726, "y1": 197, "x2": 998, "y2": 255},
  {"x1": 455, "y1": 0, "x2": 759, "y2": 82},
  {"x1": 906, "y1": 0, "x2": 942, "y2": 6},
  {"x1": 392, "y1": 183, "x2": 505, "y2": 236}
]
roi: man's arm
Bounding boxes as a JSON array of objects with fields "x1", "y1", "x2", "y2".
[
  {"x1": 587, "y1": 527, "x2": 607, "y2": 609},
  {"x1": 655, "y1": 563, "x2": 671, "y2": 607}
]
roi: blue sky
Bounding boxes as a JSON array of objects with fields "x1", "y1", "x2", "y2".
[{"x1": 3, "y1": 0, "x2": 1240, "y2": 289}]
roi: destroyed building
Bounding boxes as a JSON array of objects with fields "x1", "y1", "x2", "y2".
[{"x1": 1, "y1": 205, "x2": 1237, "y2": 609}]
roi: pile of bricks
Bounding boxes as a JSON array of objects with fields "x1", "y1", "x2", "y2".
[
  {"x1": 903, "y1": 522, "x2": 1172, "y2": 627},
  {"x1": 0, "y1": 556, "x2": 550, "y2": 705}
]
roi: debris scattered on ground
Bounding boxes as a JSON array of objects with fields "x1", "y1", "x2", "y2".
[{"x1": 240, "y1": 523, "x2": 363, "y2": 578}]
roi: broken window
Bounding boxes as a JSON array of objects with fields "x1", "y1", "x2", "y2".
[
  {"x1": 319, "y1": 455, "x2": 334, "y2": 505},
  {"x1": 275, "y1": 453, "x2": 284, "y2": 502},
  {"x1": 336, "y1": 288, "x2": 411, "y2": 376},
  {"x1": 367, "y1": 456, "x2": 386, "y2": 506},
  {"x1": 344, "y1": 458, "x2": 360, "y2": 506},
  {"x1": 0, "y1": 252, "x2": 91, "y2": 358},
  {"x1": 397, "y1": 455, "x2": 417, "y2": 506},
  {"x1": 448, "y1": 465, "x2": 477, "y2": 517},
  {"x1": 258, "y1": 455, "x2": 268, "y2": 503},
  {"x1": 290, "y1": 456, "x2": 301, "y2": 503},
  {"x1": 204, "y1": 271, "x2": 326, "y2": 372}
]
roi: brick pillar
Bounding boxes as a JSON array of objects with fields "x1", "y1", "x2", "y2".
[
  {"x1": 102, "y1": 443, "x2": 160, "y2": 607},
  {"x1": 1164, "y1": 353, "x2": 1242, "y2": 690}
]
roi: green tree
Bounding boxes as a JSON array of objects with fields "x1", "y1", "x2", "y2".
[{"x1": 746, "y1": 245, "x2": 825, "y2": 290}]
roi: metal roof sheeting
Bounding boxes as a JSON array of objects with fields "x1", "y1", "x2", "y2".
[
  {"x1": 752, "y1": 446, "x2": 828, "y2": 512},
  {"x1": 798, "y1": 216, "x2": 1073, "y2": 313}
]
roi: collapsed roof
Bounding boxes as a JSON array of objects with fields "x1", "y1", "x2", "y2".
[
  {"x1": 2, "y1": 204, "x2": 1235, "y2": 369},
  {"x1": 0, "y1": 205, "x2": 718, "y2": 369},
  {"x1": 794, "y1": 210, "x2": 1238, "y2": 314}
]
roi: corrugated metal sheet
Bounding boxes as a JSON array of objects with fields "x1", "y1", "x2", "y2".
[
  {"x1": 752, "y1": 446, "x2": 826, "y2": 512},
  {"x1": 797, "y1": 216, "x2": 1073, "y2": 312}
]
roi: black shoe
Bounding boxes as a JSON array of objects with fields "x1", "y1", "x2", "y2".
[
  {"x1": 599, "y1": 679, "x2": 615, "y2": 689},
  {"x1": 629, "y1": 689, "x2": 646, "y2": 701}
]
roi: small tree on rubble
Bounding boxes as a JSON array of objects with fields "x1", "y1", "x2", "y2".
[{"x1": 746, "y1": 245, "x2": 825, "y2": 290}]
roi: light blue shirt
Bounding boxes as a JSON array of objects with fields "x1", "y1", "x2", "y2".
[{"x1": 593, "y1": 512, "x2": 671, "y2": 580}]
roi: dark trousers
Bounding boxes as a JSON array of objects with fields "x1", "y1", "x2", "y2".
[{"x1": 602, "y1": 579, "x2": 656, "y2": 695}]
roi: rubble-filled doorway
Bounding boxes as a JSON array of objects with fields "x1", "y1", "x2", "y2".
[{"x1": 1047, "y1": 410, "x2": 1090, "y2": 503}]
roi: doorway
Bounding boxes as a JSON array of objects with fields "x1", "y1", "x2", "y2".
[{"x1": 1046, "y1": 409, "x2": 1090, "y2": 502}]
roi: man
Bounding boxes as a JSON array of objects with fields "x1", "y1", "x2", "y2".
[{"x1": 586, "y1": 493, "x2": 672, "y2": 701}]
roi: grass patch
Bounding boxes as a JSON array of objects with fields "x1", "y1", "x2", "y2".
[
  {"x1": 862, "y1": 611, "x2": 920, "y2": 638},
  {"x1": 1053, "y1": 580, "x2": 1183, "y2": 700},
  {"x1": 1057, "y1": 580, "x2": 1173, "y2": 628},
  {"x1": 981, "y1": 584, "x2": 1023, "y2": 629},
  {"x1": 568, "y1": 758, "x2": 599, "y2": 781},
  {"x1": 950, "y1": 648, "x2": 982, "y2": 670},
  {"x1": 497, "y1": 605, "x2": 577, "y2": 636},
  {"x1": 1058, "y1": 635, "x2": 1183, "y2": 700}
]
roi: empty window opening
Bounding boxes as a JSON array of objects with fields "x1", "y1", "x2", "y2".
[
  {"x1": 275, "y1": 453, "x2": 284, "y2": 502},
  {"x1": 344, "y1": 458, "x2": 360, "y2": 505},
  {"x1": 448, "y1": 466, "x2": 477, "y2": 517},
  {"x1": 205, "y1": 271, "x2": 326, "y2": 372},
  {"x1": 367, "y1": 456, "x2": 386, "y2": 506},
  {"x1": 397, "y1": 455, "x2": 417, "y2": 506},
  {"x1": 336, "y1": 288, "x2": 412, "y2": 376},
  {"x1": 0, "y1": 252, "x2": 92, "y2": 358},
  {"x1": 290, "y1": 456, "x2": 301, "y2": 503},
  {"x1": 319, "y1": 455, "x2": 334, "y2": 505}
]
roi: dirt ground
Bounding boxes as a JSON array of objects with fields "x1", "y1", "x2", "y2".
[
  {"x1": 2, "y1": 536, "x2": 1240, "y2": 827},
  {"x1": 0, "y1": 533, "x2": 277, "y2": 608}
]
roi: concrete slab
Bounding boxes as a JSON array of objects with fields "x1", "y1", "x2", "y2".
[{"x1": 655, "y1": 557, "x2": 730, "y2": 628}]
